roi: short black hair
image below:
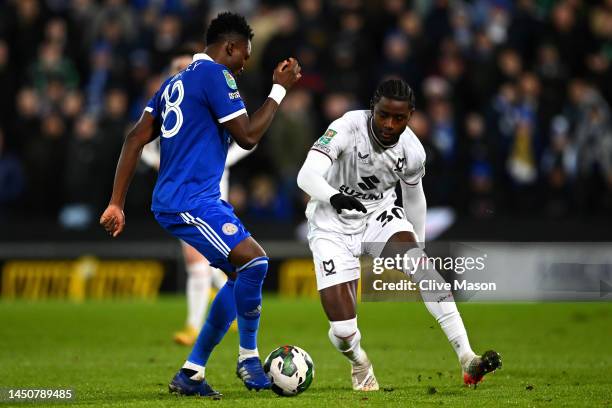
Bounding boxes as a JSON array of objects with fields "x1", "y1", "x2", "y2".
[
  {"x1": 205, "y1": 12, "x2": 254, "y2": 45},
  {"x1": 370, "y1": 79, "x2": 415, "y2": 111}
]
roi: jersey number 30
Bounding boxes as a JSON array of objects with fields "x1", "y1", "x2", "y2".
[{"x1": 161, "y1": 80, "x2": 184, "y2": 138}]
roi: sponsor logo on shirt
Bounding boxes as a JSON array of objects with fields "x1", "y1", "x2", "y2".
[
  {"x1": 228, "y1": 90, "x2": 241, "y2": 100},
  {"x1": 312, "y1": 144, "x2": 331, "y2": 153},
  {"x1": 339, "y1": 184, "x2": 383, "y2": 201}
]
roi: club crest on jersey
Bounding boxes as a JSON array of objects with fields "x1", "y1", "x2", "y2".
[
  {"x1": 222, "y1": 70, "x2": 238, "y2": 90},
  {"x1": 222, "y1": 223, "x2": 238, "y2": 235},
  {"x1": 394, "y1": 157, "x2": 406, "y2": 172},
  {"x1": 317, "y1": 129, "x2": 337, "y2": 145}
]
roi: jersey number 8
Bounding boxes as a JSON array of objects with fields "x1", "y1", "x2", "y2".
[{"x1": 161, "y1": 80, "x2": 184, "y2": 138}]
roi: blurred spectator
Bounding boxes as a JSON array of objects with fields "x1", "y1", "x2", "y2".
[
  {"x1": 267, "y1": 89, "x2": 317, "y2": 184},
  {"x1": 0, "y1": 38, "x2": 16, "y2": 131},
  {"x1": 541, "y1": 116, "x2": 577, "y2": 217},
  {"x1": 247, "y1": 174, "x2": 291, "y2": 222},
  {"x1": 61, "y1": 115, "x2": 102, "y2": 228},
  {"x1": 23, "y1": 113, "x2": 67, "y2": 215},
  {"x1": 1, "y1": 1, "x2": 612, "y2": 227},
  {"x1": 0, "y1": 128, "x2": 25, "y2": 215},
  {"x1": 459, "y1": 113, "x2": 496, "y2": 218},
  {"x1": 568, "y1": 80, "x2": 612, "y2": 213}
]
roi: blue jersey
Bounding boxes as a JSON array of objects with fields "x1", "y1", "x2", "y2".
[{"x1": 145, "y1": 53, "x2": 246, "y2": 212}]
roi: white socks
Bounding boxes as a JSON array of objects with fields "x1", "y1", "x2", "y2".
[
  {"x1": 210, "y1": 266, "x2": 227, "y2": 289},
  {"x1": 186, "y1": 261, "x2": 212, "y2": 329},
  {"x1": 328, "y1": 318, "x2": 368, "y2": 366},
  {"x1": 182, "y1": 360, "x2": 205, "y2": 381},
  {"x1": 238, "y1": 346, "x2": 259, "y2": 362},
  {"x1": 404, "y1": 248, "x2": 476, "y2": 364}
]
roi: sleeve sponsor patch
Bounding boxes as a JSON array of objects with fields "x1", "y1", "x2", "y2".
[
  {"x1": 222, "y1": 70, "x2": 238, "y2": 90},
  {"x1": 316, "y1": 129, "x2": 337, "y2": 145},
  {"x1": 228, "y1": 90, "x2": 241, "y2": 100},
  {"x1": 311, "y1": 143, "x2": 331, "y2": 153}
]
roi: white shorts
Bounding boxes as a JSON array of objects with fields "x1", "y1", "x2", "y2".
[{"x1": 308, "y1": 203, "x2": 415, "y2": 290}]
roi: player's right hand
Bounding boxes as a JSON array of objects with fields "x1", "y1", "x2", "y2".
[
  {"x1": 273, "y1": 57, "x2": 302, "y2": 89},
  {"x1": 99, "y1": 204, "x2": 125, "y2": 238},
  {"x1": 330, "y1": 193, "x2": 367, "y2": 214}
]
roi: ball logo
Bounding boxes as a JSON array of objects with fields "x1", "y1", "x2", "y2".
[{"x1": 222, "y1": 223, "x2": 238, "y2": 235}]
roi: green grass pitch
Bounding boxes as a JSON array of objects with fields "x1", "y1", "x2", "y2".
[{"x1": 1, "y1": 296, "x2": 611, "y2": 407}]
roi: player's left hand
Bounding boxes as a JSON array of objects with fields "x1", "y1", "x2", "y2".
[{"x1": 100, "y1": 204, "x2": 125, "y2": 238}]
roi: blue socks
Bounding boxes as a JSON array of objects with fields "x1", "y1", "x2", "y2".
[
  {"x1": 185, "y1": 256, "x2": 268, "y2": 372},
  {"x1": 187, "y1": 279, "x2": 236, "y2": 367},
  {"x1": 233, "y1": 257, "x2": 268, "y2": 351}
]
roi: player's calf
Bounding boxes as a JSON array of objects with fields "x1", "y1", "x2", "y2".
[{"x1": 328, "y1": 318, "x2": 379, "y2": 391}]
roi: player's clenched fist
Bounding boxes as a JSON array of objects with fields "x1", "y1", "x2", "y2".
[
  {"x1": 99, "y1": 204, "x2": 125, "y2": 237},
  {"x1": 329, "y1": 193, "x2": 367, "y2": 214},
  {"x1": 273, "y1": 57, "x2": 302, "y2": 89}
]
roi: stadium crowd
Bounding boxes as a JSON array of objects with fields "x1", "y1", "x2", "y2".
[{"x1": 0, "y1": 0, "x2": 611, "y2": 231}]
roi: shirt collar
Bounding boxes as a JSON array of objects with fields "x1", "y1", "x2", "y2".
[{"x1": 192, "y1": 53, "x2": 213, "y2": 62}]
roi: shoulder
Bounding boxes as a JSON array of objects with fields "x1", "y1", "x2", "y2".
[
  {"x1": 401, "y1": 125, "x2": 426, "y2": 160},
  {"x1": 330, "y1": 110, "x2": 369, "y2": 134}
]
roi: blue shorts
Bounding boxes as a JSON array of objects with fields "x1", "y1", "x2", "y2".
[{"x1": 154, "y1": 200, "x2": 251, "y2": 273}]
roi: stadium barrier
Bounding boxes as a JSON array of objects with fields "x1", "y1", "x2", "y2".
[{"x1": 1, "y1": 257, "x2": 163, "y2": 300}]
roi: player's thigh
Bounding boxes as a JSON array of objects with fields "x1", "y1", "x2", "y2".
[
  {"x1": 229, "y1": 236, "x2": 266, "y2": 268},
  {"x1": 309, "y1": 232, "x2": 360, "y2": 290},
  {"x1": 363, "y1": 204, "x2": 417, "y2": 257},
  {"x1": 155, "y1": 202, "x2": 250, "y2": 274}
]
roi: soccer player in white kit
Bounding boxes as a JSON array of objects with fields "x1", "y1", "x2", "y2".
[
  {"x1": 140, "y1": 45, "x2": 251, "y2": 345},
  {"x1": 297, "y1": 79, "x2": 501, "y2": 391}
]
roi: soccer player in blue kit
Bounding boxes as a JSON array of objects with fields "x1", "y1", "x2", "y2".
[{"x1": 100, "y1": 12, "x2": 301, "y2": 398}]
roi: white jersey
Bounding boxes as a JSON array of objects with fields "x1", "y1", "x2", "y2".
[
  {"x1": 141, "y1": 138, "x2": 251, "y2": 201},
  {"x1": 306, "y1": 110, "x2": 426, "y2": 235}
]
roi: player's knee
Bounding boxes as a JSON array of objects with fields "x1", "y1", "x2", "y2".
[
  {"x1": 329, "y1": 318, "x2": 360, "y2": 351},
  {"x1": 236, "y1": 256, "x2": 269, "y2": 284},
  {"x1": 230, "y1": 237, "x2": 267, "y2": 266}
]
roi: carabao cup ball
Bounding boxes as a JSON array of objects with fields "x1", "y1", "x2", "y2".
[{"x1": 263, "y1": 345, "x2": 314, "y2": 396}]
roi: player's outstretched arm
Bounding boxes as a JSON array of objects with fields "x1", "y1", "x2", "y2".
[
  {"x1": 223, "y1": 58, "x2": 301, "y2": 150},
  {"x1": 100, "y1": 112, "x2": 159, "y2": 237},
  {"x1": 400, "y1": 180, "x2": 426, "y2": 244}
]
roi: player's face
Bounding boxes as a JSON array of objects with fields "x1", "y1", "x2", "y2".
[
  {"x1": 372, "y1": 97, "x2": 414, "y2": 145},
  {"x1": 227, "y1": 39, "x2": 251, "y2": 77}
]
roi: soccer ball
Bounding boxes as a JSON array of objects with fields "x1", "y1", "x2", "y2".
[{"x1": 263, "y1": 345, "x2": 314, "y2": 396}]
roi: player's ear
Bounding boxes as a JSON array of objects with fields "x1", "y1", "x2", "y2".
[{"x1": 225, "y1": 40, "x2": 235, "y2": 57}]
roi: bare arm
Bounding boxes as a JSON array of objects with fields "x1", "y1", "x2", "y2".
[
  {"x1": 222, "y1": 58, "x2": 301, "y2": 149},
  {"x1": 223, "y1": 99, "x2": 280, "y2": 150},
  {"x1": 100, "y1": 111, "x2": 159, "y2": 237}
]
